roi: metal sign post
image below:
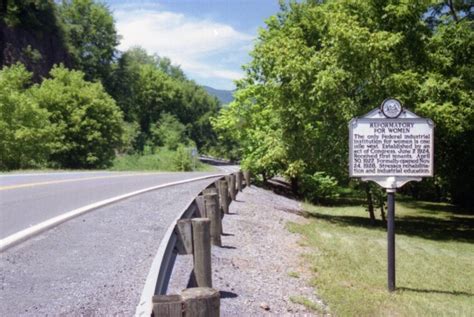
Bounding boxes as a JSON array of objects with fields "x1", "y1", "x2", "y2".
[
  {"x1": 387, "y1": 188, "x2": 396, "y2": 291},
  {"x1": 349, "y1": 99, "x2": 434, "y2": 292}
]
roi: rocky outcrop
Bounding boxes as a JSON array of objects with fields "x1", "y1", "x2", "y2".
[{"x1": 0, "y1": 21, "x2": 71, "y2": 81}]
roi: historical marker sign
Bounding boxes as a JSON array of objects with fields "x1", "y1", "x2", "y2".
[
  {"x1": 349, "y1": 100, "x2": 434, "y2": 188},
  {"x1": 349, "y1": 99, "x2": 434, "y2": 292}
]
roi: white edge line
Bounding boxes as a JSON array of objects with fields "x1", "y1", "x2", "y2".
[{"x1": 0, "y1": 174, "x2": 225, "y2": 252}]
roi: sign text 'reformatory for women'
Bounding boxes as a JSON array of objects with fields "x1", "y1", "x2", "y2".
[{"x1": 349, "y1": 117, "x2": 434, "y2": 177}]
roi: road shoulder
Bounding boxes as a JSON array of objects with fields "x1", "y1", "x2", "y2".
[{"x1": 213, "y1": 185, "x2": 326, "y2": 315}]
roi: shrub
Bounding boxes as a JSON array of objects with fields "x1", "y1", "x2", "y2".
[
  {"x1": 31, "y1": 65, "x2": 124, "y2": 168},
  {"x1": 173, "y1": 145, "x2": 193, "y2": 171},
  {"x1": 0, "y1": 64, "x2": 54, "y2": 170},
  {"x1": 300, "y1": 172, "x2": 340, "y2": 204},
  {"x1": 151, "y1": 112, "x2": 190, "y2": 151}
]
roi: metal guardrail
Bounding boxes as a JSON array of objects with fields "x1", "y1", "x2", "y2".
[
  {"x1": 135, "y1": 176, "x2": 225, "y2": 317},
  {"x1": 198, "y1": 155, "x2": 236, "y2": 166}
]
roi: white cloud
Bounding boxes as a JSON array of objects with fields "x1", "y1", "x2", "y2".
[{"x1": 114, "y1": 9, "x2": 253, "y2": 86}]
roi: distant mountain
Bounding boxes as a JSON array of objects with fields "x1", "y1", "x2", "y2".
[{"x1": 203, "y1": 86, "x2": 235, "y2": 105}]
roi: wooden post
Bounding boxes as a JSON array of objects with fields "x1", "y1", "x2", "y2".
[
  {"x1": 191, "y1": 218, "x2": 212, "y2": 288},
  {"x1": 152, "y1": 294, "x2": 183, "y2": 317},
  {"x1": 203, "y1": 187, "x2": 218, "y2": 196},
  {"x1": 243, "y1": 171, "x2": 251, "y2": 187},
  {"x1": 203, "y1": 187, "x2": 220, "y2": 212},
  {"x1": 181, "y1": 287, "x2": 220, "y2": 317},
  {"x1": 195, "y1": 196, "x2": 206, "y2": 218},
  {"x1": 176, "y1": 219, "x2": 193, "y2": 255},
  {"x1": 217, "y1": 180, "x2": 229, "y2": 214},
  {"x1": 204, "y1": 193, "x2": 222, "y2": 246},
  {"x1": 236, "y1": 171, "x2": 243, "y2": 192},
  {"x1": 229, "y1": 174, "x2": 236, "y2": 201}
]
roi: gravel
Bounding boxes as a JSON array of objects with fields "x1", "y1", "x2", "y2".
[{"x1": 169, "y1": 185, "x2": 326, "y2": 316}]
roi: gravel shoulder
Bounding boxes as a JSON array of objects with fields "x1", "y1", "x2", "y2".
[{"x1": 169, "y1": 185, "x2": 325, "y2": 316}]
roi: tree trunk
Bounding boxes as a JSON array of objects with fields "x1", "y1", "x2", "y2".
[
  {"x1": 290, "y1": 176, "x2": 299, "y2": 195},
  {"x1": 379, "y1": 198, "x2": 386, "y2": 223},
  {"x1": 448, "y1": 0, "x2": 459, "y2": 22},
  {"x1": 365, "y1": 184, "x2": 376, "y2": 225}
]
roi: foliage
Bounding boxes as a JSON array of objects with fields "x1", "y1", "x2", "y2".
[
  {"x1": 151, "y1": 113, "x2": 191, "y2": 150},
  {"x1": 0, "y1": 64, "x2": 54, "y2": 170},
  {"x1": 300, "y1": 172, "x2": 340, "y2": 204},
  {"x1": 1, "y1": 2, "x2": 222, "y2": 171},
  {"x1": 1, "y1": 0, "x2": 59, "y2": 31},
  {"x1": 58, "y1": 0, "x2": 119, "y2": 82},
  {"x1": 173, "y1": 145, "x2": 194, "y2": 171},
  {"x1": 30, "y1": 65, "x2": 123, "y2": 168},
  {"x1": 110, "y1": 147, "x2": 212, "y2": 172},
  {"x1": 119, "y1": 121, "x2": 140, "y2": 155},
  {"x1": 107, "y1": 47, "x2": 220, "y2": 152},
  {"x1": 214, "y1": 0, "x2": 474, "y2": 207}
]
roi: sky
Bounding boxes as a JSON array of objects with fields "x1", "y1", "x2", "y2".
[{"x1": 104, "y1": 0, "x2": 281, "y2": 90}]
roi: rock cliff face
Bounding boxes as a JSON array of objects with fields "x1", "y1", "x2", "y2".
[{"x1": 0, "y1": 22, "x2": 71, "y2": 81}]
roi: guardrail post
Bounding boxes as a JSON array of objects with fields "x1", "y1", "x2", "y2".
[
  {"x1": 243, "y1": 171, "x2": 251, "y2": 187},
  {"x1": 191, "y1": 218, "x2": 212, "y2": 288},
  {"x1": 229, "y1": 174, "x2": 236, "y2": 201},
  {"x1": 181, "y1": 288, "x2": 220, "y2": 317},
  {"x1": 176, "y1": 219, "x2": 193, "y2": 255},
  {"x1": 195, "y1": 196, "x2": 206, "y2": 218},
  {"x1": 204, "y1": 193, "x2": 222, "y2": 246},
  {"x1": 152, "y1": 294, "x2": 183, "y2": 317},
  {"x1": 236, "y1": 171, "x2": 243, "y2": 192},
  {"x1": 217, "y1": 180, "x2": 229, "y2": 214},
  {"x1": 203, "y1": 187, "x2": 220, "y2": 213}
]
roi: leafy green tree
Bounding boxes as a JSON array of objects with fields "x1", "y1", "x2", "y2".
[
  {"x1": 119, "y1": 121, "x2": 140, "y2": 154},
  {"x1": 0, "y1": 64, "x2": 54, "y2": 170},
  {"x1": 215, "y1": 0, "x2": 473, "y2": 206},
  {"x1": 30, "y1": 65, "x2": 124, "y2": 168},
  {"x1": 58, "y1": 0, "x2": 118, "y2": 82},
  {"x1": 416, "y1": 10, "x2": 473, "y2": 206},
  {"x1": 107, "y1": 47, "x2": 220, "y2": 152},
  {"x1": 151, "y1": 113, "x2": 191, "y2": 151}
]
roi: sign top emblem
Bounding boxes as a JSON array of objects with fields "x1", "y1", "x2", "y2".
[{"x1": 381, "y1": 98, "x2": 403, "y2": 118}]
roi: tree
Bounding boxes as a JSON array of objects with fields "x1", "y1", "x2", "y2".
[
  {"x1": 214, "y1": 0, "x2": 473, "y2": 207},
  {"x1": 30, "y1": 65, "x2": 124, "y2": 168},
  {"x1": 58, "y1": 0, "x2": 119, "y2": 82},
  {"x1": 0, "y1": 64, "x2": 54, "y2": 170},
  {"x1": 151, "y1": 112, "x2": 191, "y2": 151},
  {"x1": 107, "y1": 47, "x2": 220, "y2": 152},
  {"x1": 416, "y1": 9, "x2": 474, "y2": 206}
]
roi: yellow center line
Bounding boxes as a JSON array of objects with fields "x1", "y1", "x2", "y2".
[{"x1": 0, "y1": 173, "x2": 162, "y2": 191}]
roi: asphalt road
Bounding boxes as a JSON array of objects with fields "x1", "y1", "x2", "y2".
[
  {"x1": 0, "y1": 177, "x2": 221, "y2": 315},
  {"x1": 0, "y1": 171, "x2": 220, "y2": 239}
]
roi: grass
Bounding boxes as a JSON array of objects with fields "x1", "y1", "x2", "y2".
[
  {"x1": 287, "y1": 198, "x2": 474, "y2": 317},
  {"x1": 110, "y1": 148, "x2": 216, "y2": 172},
  {"x1": 288, "y1": 271, "x2": 300, "y2": 278},
  {"x1": 289, "y1": 295, "x2": 324, "y2": 313}
]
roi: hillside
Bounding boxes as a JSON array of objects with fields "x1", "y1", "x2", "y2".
[
  {"x1": 0, "y1": 2, "x2": 71, "y2": 82},
  {"x1": 203, "y1": 85, "x2": 234, "y2": 105}
]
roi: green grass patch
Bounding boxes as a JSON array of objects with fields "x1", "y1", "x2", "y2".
[
  {"x1": 289, "y1": 295, "x2": 325, "y2": 313},
  {"x1": 288, "y1": 271, "x2": 300, "y2": 278},
  {"x1": 288, "y1": 199, "x2": 474, "y2": 316},
  {"x1": 110, "y1": 148, "x2": 216, "y2": 172}
]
